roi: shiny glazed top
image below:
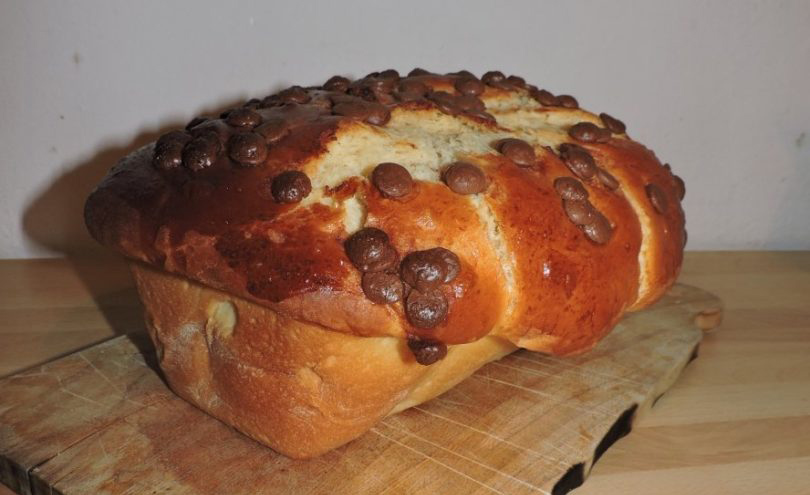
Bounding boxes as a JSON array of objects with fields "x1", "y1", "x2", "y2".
[{"x1": 85, "y1": 68, "x2": 686, "y2": 360}]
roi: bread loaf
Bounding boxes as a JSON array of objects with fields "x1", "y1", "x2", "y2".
[{"x1": 85, "y1": 68, "x2": 686, "y2": 458}]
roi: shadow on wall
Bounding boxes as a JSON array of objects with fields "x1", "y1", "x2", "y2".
[
  {"x1": 21, "y1": 126, "x2": 175, "y2": 338},
  {"x1": 23, "y1": 128, "x2": 170, "y2": 257},
  {"x1": 20, "y1": 98, "x2": 244, "y2": 338}
]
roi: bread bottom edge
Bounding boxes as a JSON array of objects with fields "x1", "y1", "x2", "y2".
[{"x1": 130, "y1": 262, "x2": 517, "y2": 458}]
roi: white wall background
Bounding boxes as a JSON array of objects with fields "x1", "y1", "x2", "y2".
[{"x1": 1, "y1": 0, "x2": 808, "y2": 258}]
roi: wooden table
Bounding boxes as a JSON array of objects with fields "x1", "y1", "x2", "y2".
[{"x1": 1, "y1": 251, "x2": 808, "y2": 494}]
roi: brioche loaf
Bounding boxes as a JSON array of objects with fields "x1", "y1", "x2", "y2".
[{"x1": 84, "y1": 68, "x2": 686, "y2": 458}]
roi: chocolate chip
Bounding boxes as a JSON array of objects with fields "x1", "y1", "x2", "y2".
[
  {"x1": 449, "y1": 70, "x2": 475, "y2": 78},
  {"x1": 368, "y1": 77, "x2": 398, "y2": 94},
  {"x1": 309, "y1": 95, "x2": 334, "y2": 112},
  {"x1": 397, "y1": 79, "x2": 428, "y2": 97},
  {"x1": 455, "y1": 77, "x2": 485, "y2": 96},
  {"x1": 554, "y1": 177, "x2": 589, "y2": 201},
  {"x1": 323, "y1": 75, "x2": 350, "y2": 92},
  {"x1": 443, "y1": 162, "x2": 487, "y2": 194},
  {"x1": 361, "y1": 271, "x2": 404, "y2": 304},
  {"x1": 569, "y1": 122, "x2": 611, "y2": 143},
  {"x1": 497, "y1": 138, "x2": 535, "y2": 167},
  {"x1": 157, "y1": 130, "x2": 191, "y2": 148},
  {"x1": 599, "y1": 113, "x2": 626, "y2": 134},
  {"x1": 408, "y1": 68, "x2": 431, "y2": 76},
  {"x1": 506, "y1": 75, "x2": 527, "y2": 88},
  {"x1": 260, "y1": 95, "x2": 282, "y2": 108},
  {"x1": 185, "y1": 116, "x2": 209, "y2": 130},
  {"x1": 371, "y1": 162, "x2": 413, "y2": 198},
  {"x1": 344, "y1": 227, "x2": 399, "y2": 273},
  {"x1": 395, "y1": 90, "x2": 425, "y2": 102},
  {"x1": 557, "y1": 95, "x2": 579, "y2": 109},
  {"x1": 405, "y1": 288, "x2": 448, "y2": 329},
  {"x1": 646, "y1": 183, "x2": 668, "y2": 214},
  {"x1": 673, "y1": 175, "x2": 686, "y2": 200},
  {"x1": 596, "y1": 168, "x2": 620, "y2": 190},
  {"x1": 377, "y1": 69, "x2": 400, "y2": 80},
  {"x1": 530, "y1": 88, "x2": 559, "y2": 106},
  {"x1": 332, "y1": 101, "x2": 368, "y2": 119},
  {"x1": 365, "y1": 102, "x2": 391, "y2": 125},
  {"x1": 489, "y1": 80, "x2": 515, "y2": 91},
  {"x1": 153, "y1": 143, "x2": 184, "y2": 171},
  {"x1": 563, "y1": 199, "x2": 597, "y2": 226},
  {"x1": 189, "y1": 120, "x2": 230, "y2": 144},
  {"x1": 332, "y1": 101, "x2": 391, "y2": 125},
  {"x1": 348, "y1": 79, "x2": 394, "y2": 103},
  {"x1": 582, "y1": 211, "x2": 613, "y2": 244},
  {"x1": 401, "y1": 247, "x2": 462, "y2": 290},
  {"x1": 153, "y1": 131, "x2": 191, "y2": 170},
  {"x1": 227, "y1": 132, "x2": 268, "y2": 166},
  {"x1": 663, "y1": 163, "x2": 672, "y2": 172},
  {"x1": 407, "y1": 337, "x2": 448, "y2": 365},
  {"x1": 271, "y1": 170, "x2": 312, "y2": 204},
  {"x1": 400, "y1": 251, "x2": 447, "y2": 291},
  {"x1": 255, "y1": 119, "x2": 290, "y2": 144},
  {"x1": 278, "y1": 86, "x2": 311, "y2": 104},
  {"x1": 329, "y1": 93, "x2": 356, "y2": 106},
  {"x1": 225, "y1": 108, "x2": 262, "y2": 129},
  {"x1": 426, "y1": 247, "x2": 461, "y2": 283},
  {"x1": 481, "y1": 71, "x2": 505, "y2": 85},
  {"x1": 243, "y1": 98, "x2": 262, "y2": 109},
  {"x1": 182, "y1": 135, "x2": 221, "y2": 171},
  {"x1": 466, "y1": 110, "x2": 497, "y2": 124},
  {"x1": 427, "y1": 91, "x2": 460, "y2": 115},
  {"x1": 352, "y1": 87, "x2": 385, "y2": 102},
  {"x1": 455, "y1": 94, "x2": 486, "y2": 112},
  {"x1": 559, "y1": 143, "x2": 597, "y2": 179}
]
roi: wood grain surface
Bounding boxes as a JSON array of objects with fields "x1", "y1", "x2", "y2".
[
  {"x1": 0, "y1": 251, "x2": 808, "y2": 494},
  {"x1": 1, "y1": 284, "x2": 712, "y2": 495}
]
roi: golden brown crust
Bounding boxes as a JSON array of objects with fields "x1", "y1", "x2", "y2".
[
  {"x1": 483, "y1": 148, "x2": 643, "y2": 354},
  {"x1": 85, "y1": 70, "x2": 686, "y2": 344},
  {"x1": 587, "y1": 140, "x2": 685, "y2": 309},
  {"x1": 363, "y1": 181, "x2": 508, "y2": 344},
  {"x1": 86, "y1": 69, "x2": 686, "y2": 456},
  {"x1": 131, "y1": 262, "x2": 515, "y2": 458}
]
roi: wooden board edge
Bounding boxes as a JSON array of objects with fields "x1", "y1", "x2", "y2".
[
  {"x1": 550, "y1": 282, "x2": 722, "y2": 494},
  {"x1": 550, "y1": 339, "x2": 703, "y2": 495},
  {"x1": 1, "y1": 456, "x2": 32, "y2": 495},
  {"x1": 0, "y1": 333, "x2": 162, "y2": 495}
]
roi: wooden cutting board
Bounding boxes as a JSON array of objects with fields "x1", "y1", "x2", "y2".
[{"x1": 0, "y1": 283, "x2": 721, "y2": 495}]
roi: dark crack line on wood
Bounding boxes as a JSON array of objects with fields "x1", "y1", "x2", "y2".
[
  {"x1": 593, "y1": 404, "x2": 637, "y2": 465},
  {"x1": 688, "y1": 343, "x2": 700, "y2": 363},
  {"x1": 551, "y1": 403, "x2": 638, "y2": 495},
  {"x1": 552, "y1": 462, "x2": 585, "y2": 495},
  {"x1": 0, "y1": 457, "x2": 33, "y2": 495}
]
